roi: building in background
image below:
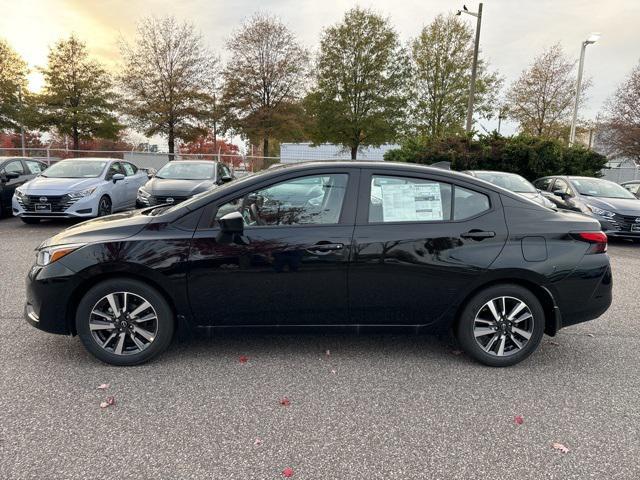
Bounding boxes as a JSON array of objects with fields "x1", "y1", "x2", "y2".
[{"x1": 279, "y1": 143, "x2": 399, "y2": 163}]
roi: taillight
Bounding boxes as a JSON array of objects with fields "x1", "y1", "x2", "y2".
[{"x1": 571, "y1": 231, "x2": 608, "y2": 253}]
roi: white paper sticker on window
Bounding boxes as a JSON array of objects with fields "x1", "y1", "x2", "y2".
[{"x1": 381, "y1": 183, "x2": 443, "y2": 222}]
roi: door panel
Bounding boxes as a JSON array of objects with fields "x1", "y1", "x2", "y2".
[
  {"x1": 349, "y1": 171, "x2": 508, "y2": 326},
  {"x1": 187, "y1": 170, "x2": 359, "y2": 326}
]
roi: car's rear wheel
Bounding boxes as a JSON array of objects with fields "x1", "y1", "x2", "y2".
[
  {"x1": 76, "y1": 278, "x2": 174, "y2": 366},
  {"x1": 20, "y1": 217, "x2": 40, "y2": 224},
  {"x1": 97, "y1": 195, "x2": 112, "y2": 217},
  {"x1": 456, "y1": 284, "x2": 544, "y2": 367}
]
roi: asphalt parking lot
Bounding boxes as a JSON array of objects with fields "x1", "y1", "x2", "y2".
[{"x1": 1, "y1": 216, "x2": 639, "y2": 479}]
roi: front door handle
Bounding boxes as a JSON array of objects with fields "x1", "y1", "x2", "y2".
[
  {"x1": 306, "y1": 243, "x2": 344, "y2": 255},
  {"x1": 460, "y1": 230, "x2": 495, "y2": 240}
]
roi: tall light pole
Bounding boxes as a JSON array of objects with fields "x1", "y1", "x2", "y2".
[
  {"x1": 569, "y1": 32, "x2": 600, "y2": 146},
  {"x1": 457, "y1": 3, "x2": 483, "y2": 134}
]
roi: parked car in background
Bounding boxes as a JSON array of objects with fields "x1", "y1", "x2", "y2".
[
  {"x1": 534, "y1": 175, "x2": 640, "y2": 240},
  {"x1": 26, "y1": 162, "x2": 611, "y2": 367},
  {"x1": 464, "y1": 170, "x2": 556, "y2": 208},
  {"x1": 136, "y1": 160, "x2": 234, "y2": 208},
  {"x1": 0, "y1": 157, "x2": 47, "y2": 217},
  {"x1": 621, "y1": 180, "x2": 640, "y2": 198},
  {"x1": 12, "y1": 158, "x2": 147, "y2": 224}
]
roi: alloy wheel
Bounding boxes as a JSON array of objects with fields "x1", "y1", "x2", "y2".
[
  {"x1": 89, "y1": 292, "x2": 158, "y2": 355},
  {"x1": 473, "y1": 296, "x2": 534, "y2": 357},
  {"x1": 98, "y1": 197, "x2": 111, "y2": 217}
]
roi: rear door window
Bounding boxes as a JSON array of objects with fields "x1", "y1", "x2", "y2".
[
  {"x1": 122, "y1": 162, "x2": 136, "y2": 176},
  {"x1": 25, "y1": 160, "x2": 46, "y2": 174},
  {"x1": 534, "y1": 178, "x2": 553, "y2": 191}
]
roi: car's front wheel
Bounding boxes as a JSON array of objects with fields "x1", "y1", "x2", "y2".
[
  {"x1": 456, "y1": 284, "x2": 545, "y2": 367},
  {"x1": 97, "y1": 195, "x2": 112, "y2": 217},
  {"x1": 76, "y1": 278, "x2": 174, "y2": 366}
]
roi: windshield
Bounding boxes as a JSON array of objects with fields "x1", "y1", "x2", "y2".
[
  {"x1": 473, "y1": 172, "x2": 536, "y2": 193},
  {"x1": 156, "y1": 162, "x2": 215, "y2": 180},
  {"x1": 41, "y1": 160, "x2": 107, "y2": 178},
  {"x1": 572, "y1": 178, "x2": 636, "y2": 199}
]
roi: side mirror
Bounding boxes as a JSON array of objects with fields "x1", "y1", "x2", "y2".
[
  {"x1": 112, "y1": 173, "x2": 125, "y2": 183},
  {"x1": 220, "y1": 174, "x2": 233, "y2": 184},
  {"x1": 553, "y1": 189, "x2": 569, "y2": 200},
  {"x1": 219, "y1": 211, "x2": 244, "y2": 234},
  {"x1": 2, "y1": 172, "x2": 20, "y2": 181}
]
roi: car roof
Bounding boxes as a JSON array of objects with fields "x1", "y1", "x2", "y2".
[
  {"x1": 58, "y1": 157, "x2": 119, "y2": 162},
  {"x1": 466, "y1": 170, "x2": 525, "y2": 176},
  {"x1": 159, "y1": 160, "x2": 218, "y2": 165}
]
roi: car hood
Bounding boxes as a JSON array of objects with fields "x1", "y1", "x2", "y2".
[
  {"x1": 21, "y1": 176, "x2": 102, "y2": 194},
  {"x1": 40, "y1": 209, "x2": 153, "y2": 248},
  {"x1": 581, "y1": 196, "x2": 640, "y2": 216},
  {"x1": 143, "y1": 177, "x2": 216, "y2": 196}
]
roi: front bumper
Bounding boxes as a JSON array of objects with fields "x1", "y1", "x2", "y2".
[
  {"x1": 597, "y1": 217, "x2": 640, "y2": 239},
  {"x1": 25, "y1": 260, "x2": 80, "y2": 335},
  {"x1": 13, "y1": 193, "x2": 99, "y2": 219}
]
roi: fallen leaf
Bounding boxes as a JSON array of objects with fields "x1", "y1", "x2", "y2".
[
  {"x1": 450, "y1": 349, "x2": 463, "y2": 356},
  {"x1": 586, "y1": 333, "x2": 595, "y2": 338},
  {"x1": 282, "y1": 467, "x2": 294, "y2": 477},
  {"x1": 97, "y1": 383, "x2": 109, "y2": 390},
  {"x1": 106, "y1": 396, "x2": 116, "y2": 406},
  {"x1": 330, "y1": 369, "x2": 337, "y2": 375},
  {"x1": 325, "y1": 349, "x2": 331, "y2": 356},
  {"x1": 254, "y1": 438, "x2": 262, "y2": 446},
  {"x1": 552, "y1": 442, "x2": 570, "y2": 453},
  {"x1": 99, "y1": 402, "x2": 108, "y2": 409},
  {"x1": 548, "y1": 341, "x2": 560, "y2": 346},
  {"x1": 279, "y1": 397, "x2": 291, "y2": 407},
  {"x1": 514, "y1": 415, "x2": 524, "y2": 425},
  {"x1": 239, "y1": 355, "x2": 249, "y2": 364}
]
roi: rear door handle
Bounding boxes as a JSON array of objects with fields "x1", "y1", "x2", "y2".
[
  {"x1": 306, "y1": 243, "x2": 344, "y2": 255},
  {"x1": 461, "y1": 230, "x2": 495, "y2": 240}
]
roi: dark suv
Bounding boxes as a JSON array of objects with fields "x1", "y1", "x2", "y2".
[{"x1": 0, "y1": 157, "x2": 47, "y2": 217}]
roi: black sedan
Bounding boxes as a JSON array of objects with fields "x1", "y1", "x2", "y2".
[
  {"x1": 26, "y1": 162, "x2": 612, "y2": 367},
  {"x1": 136, "y1": 160, "x2": 234, "y2": 207},
  {"x1": 0, "y1": 157, "x2": 47, "y2": 217},
  {"x1": 534, "y1": 175, "x2": 640, "y2": 240}
]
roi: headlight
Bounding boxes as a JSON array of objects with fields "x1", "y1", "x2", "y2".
[
  {"x1": 137, "y1": 188, "x2": 150, "y2": 198},
  {"x1": 586, "y1": 205, "x2": 615, "y2": 219},
  {"x1": 68, "y1": 187, "x2": 97, "y2": 199},
  {"x1": 36, "y1": 243, "x2": 86, "y2": 266},
  {"x1": 15, "y1": 188, "x2": 24, "y2": 198}
]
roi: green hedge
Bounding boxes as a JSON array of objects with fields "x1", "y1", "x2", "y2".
[{"x1": 384, "y1": 133, "x2": 607, "y2": 180}]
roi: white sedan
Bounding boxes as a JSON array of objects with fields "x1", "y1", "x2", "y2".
[{"x1": 12, "y1": 158, "x2": 148, "y2": 224}]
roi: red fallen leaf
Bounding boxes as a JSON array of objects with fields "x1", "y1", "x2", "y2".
[
  {"x1": 239, "y1": 355, "x2": 249, "y2": 364},
  {"x1": 548, "y1": 341, "x2": 560, "y2": 346},
  {"x1": 106, "y1": 396, "x2": 116, "y2": 406},
  {"x1": 514, "y1": 415, "x2": 524, "y2": 425},
  {"x1": 254, "y1": 438, "x2": 262, "y2": 446},
  {"x1": 97, "y1": 383, "x2": 109, "y2": 390},
  {"x1": 279, "y1": 397, "x2": 291, "y2": 407},
  {"x1": 552, "y1": 442, "x2": 570, "y2": 453},
  {"x1": 99, "y1": 401, "x2": 108, "y2": 409},
  {"x1": 282, "y1": 467, "x2": 294, "y2": 477}
]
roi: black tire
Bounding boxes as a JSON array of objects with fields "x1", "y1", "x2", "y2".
[
  {"x1": 97, "y1": 195, "x2": 112, "y2": 217},
  {"x1": 76, "y1": 278, "x2": 174, "y2": 366},
  {"x1": 456, "y1": 284, "x2": 545, "y2": 367},
  {"x1": 20, "y1": 217, "x2": 40, "y2": 224}
]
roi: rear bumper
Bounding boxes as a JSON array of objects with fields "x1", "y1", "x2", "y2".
[{"x1": 554, "y1": 254, "x2": 613, "y2": 329}]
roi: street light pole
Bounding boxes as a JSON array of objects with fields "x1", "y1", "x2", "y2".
[
  {"x1": 458, "y1": 3, "x2": 483, "y2": 134},
  {"x1": 569, "y1": 33, "x2": 600, "y2": 146}
]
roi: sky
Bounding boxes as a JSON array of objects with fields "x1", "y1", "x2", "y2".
[{"x1": 1, "y1": 0, "x2": 639, "y2": 141}]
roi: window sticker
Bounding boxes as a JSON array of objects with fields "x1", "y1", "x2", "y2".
[{"x1": 381, "y1": 183, "x2": 443, "y2": 221}]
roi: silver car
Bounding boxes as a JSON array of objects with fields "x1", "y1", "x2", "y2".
[{"x1": 12, "y1": 158, "x2": 147, "y2": 224}]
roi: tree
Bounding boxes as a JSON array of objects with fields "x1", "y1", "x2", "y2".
[
  {"x1": 120, "y1": 16, "x2": 219, "y2": 157},
  {"x1": 599, "y1": 61, "x2": 640, "y2": 162},
  {"x1": 306, "y1": 7, "x2": 408, "y2": 159},
  {"x1": 505, "y1": 44, "x2": 589, "y2": 139},
  {"x1": 38, "y1": 35, "x2": 121, "y2": 150},
  {"x1": 222, "y1": 13, "x2": 309, "y2": 158},
  {"x1": 181, "y1": 132, "x2": 240, "y2": 155},
  {"x1": 384, "y1": 133, "x2": 607, "y2": 180},
  {"x1": 0, "y1": 39, "x2": 29, "y2": 131},
  {"x1": 409, "y1": 14, "x2": 501, "y2": 137}
]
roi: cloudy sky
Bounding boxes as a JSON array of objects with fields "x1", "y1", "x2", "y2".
[{"x1": 2, "y1": 0, "x2": 639, "y2": 137}]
